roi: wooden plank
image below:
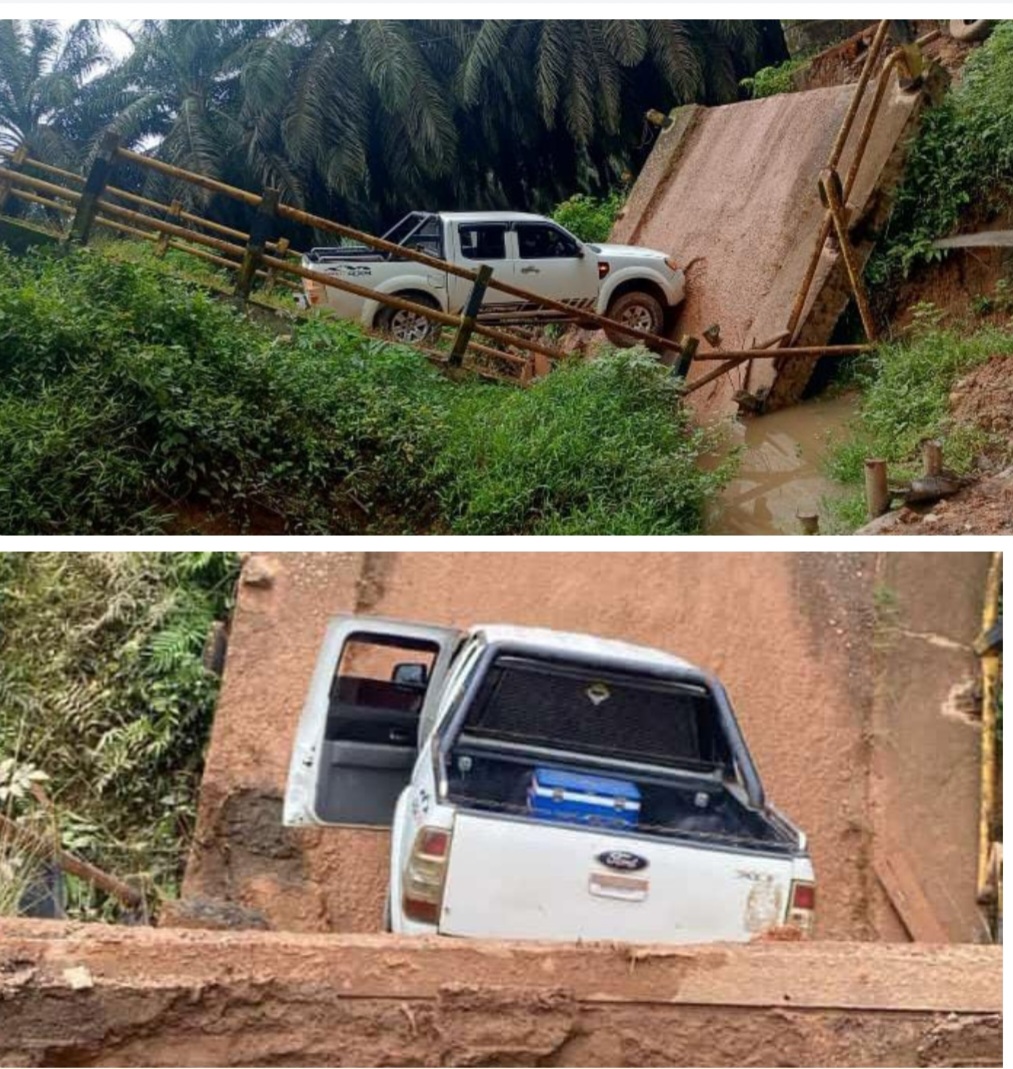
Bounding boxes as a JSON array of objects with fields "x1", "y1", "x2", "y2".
[{"x1": 874, "y1": 842, "x2": 951, "y2": 942}]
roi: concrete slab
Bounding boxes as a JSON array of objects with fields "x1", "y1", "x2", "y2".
[
  {"x1": 182, "y1": 552, "x2": 991, "y2": 945},
  {"x1": 0, "y1": 920, "x2": 1001, "y2": 1067},
  {"x1": 612, "y1": 77, "x2": 928, "y2": 415}
]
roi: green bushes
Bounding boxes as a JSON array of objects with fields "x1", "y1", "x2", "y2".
[
  {"x1": 436, "y1": 354, "x2": 724, "y2": 534},
  {"x1": 0, "y1": 247, "x2": 720, "y2": 535},
  {"x1": 0, "y1": 552, "x2": 238, "y2": 916},
  {"x1": 740, "y1": 55, "x2": 809, "y2": 98},
  {"x1": 552, "y1": 192, "x2": 625, "y2": 243},
  {"x1": 824, "y1": 319, "x2": 1013, "y2": 527},
  {"x1": 870, "y1": 21, "x2": 1013, "y2": 281}
]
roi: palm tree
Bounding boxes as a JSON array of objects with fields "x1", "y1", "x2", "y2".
[
  {"x1": 86, "y1": 20, "x2": 289, "y2": 209},
  {"x1": 0, "y1": 20, "x2": 107, "y2": 165}
]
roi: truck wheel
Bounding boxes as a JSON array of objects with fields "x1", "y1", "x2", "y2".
[
  {"x1": 947, "y1": 20, "x2": 995, "y2": 42},
  {"x1": 376, "y1": 296, "x2": 443, "y2": 346},
  {"x1": 604, "y1": 291, "x2": 665, "y2": 348}
]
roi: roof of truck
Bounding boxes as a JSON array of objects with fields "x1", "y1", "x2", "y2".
[
  {"x1": 470, "y1": 623, "x2": 702, "y2": 675},
  {"x1": 436, "y1": 211, "x2": 550, "y2": 223}
]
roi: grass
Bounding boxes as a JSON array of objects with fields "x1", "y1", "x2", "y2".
[
  {"x1": 0, "y1": 244, "x2": 724, "y2": 535},
  {"x1": 822, "y1": 317, "x2": 1013, "y2": 529},
  {"x1": 867, "y1": 21, "x2": 1013, "y2": 284}
]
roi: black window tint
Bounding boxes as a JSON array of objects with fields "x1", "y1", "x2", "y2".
[
  {"x1": 459, "y1": 224, "x2": 507, "y2": 260},
  {"x1": 517, "y1": 224, "x2": 579, "y2": 259}
]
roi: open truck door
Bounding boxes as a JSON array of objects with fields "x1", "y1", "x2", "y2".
[{"x1": 284, "y1": 616, "x2": 463, "y2": 828}]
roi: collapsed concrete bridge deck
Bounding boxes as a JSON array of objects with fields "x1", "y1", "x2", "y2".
[
  {"x1": 611, "y1": 63, "x2": 934, "y2": 415},
  {"x1": 181, "y1": 552, "x2": 992, "y2": 944},
  {"x1": 0, "y1": 920, "x2": 1001, "y2": 1067}
]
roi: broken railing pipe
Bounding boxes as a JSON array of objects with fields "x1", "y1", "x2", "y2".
[
  {"x1": 260, "y1": 253, "x2": 567, "y2": 364},
  {"x1": 922, "y1": 440, "x2": 943, "y2": 477},
  {"x1": 864, "y1": 459, "x2": 890, "y2": 519},
  {"x1": 0, "y1": 813, "x2": 142, "y2": 909},
  {"x1": 689, "y1": 343, "x2": 873, "y2": 361}
]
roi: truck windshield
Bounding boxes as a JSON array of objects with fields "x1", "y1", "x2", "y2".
[{"x1": 458, "y1": 655, "x2": 729, "y2": 773}]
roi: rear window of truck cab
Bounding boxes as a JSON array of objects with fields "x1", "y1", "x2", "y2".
[{"x1": 457, "y1": 654, "x2": 731, "y2": 772}]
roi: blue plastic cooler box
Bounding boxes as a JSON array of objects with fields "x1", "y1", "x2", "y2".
[{"x1": 528, "y1": 767, "x2": 641, "y2": 829}]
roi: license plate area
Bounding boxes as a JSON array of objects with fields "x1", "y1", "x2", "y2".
[{"x1": 588, "y1": 872, "x2": 649, "y2": 902}]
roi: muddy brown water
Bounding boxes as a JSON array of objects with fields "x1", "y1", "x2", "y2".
[{"x1": 705, "y1": 391, "x2": 859, "y2": 535}]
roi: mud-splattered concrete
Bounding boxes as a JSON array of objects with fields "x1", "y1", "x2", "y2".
[
  {"x1": 611, "y1": 76, "x2": 928, "y2": 415},
  {"x1": 181, "y1": 553, "x2": 991, "y2": 945},
  {"x1": 0, "y1": 920, "x2": 1001, "y2": 1067}
]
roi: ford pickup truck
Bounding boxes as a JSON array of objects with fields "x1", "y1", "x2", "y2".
[
  {"x1": 284, "y1": 617, "x2": 815, "y2": 944},
  {"x1": 298, "y1": 211, "x2": 686, "y2": 347}
]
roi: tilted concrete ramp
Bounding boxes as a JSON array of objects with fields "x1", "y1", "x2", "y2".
[
  {"x1": 0, "y1": 920, "x2": 1001, "y2": 1067},
  {"x1": 612, "y1": 77, "x2": 931, "y2": 415},
  {"x1": 180, "y1": 552, "x2": 991, "y2": 944}
]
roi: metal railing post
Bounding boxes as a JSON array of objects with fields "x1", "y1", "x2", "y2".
[
  {"x1": 235, "y1": 187, "x2": 279, "y2": 300},
  {"x1": 0, "y1": 145, "x2": 28, "y2": 214},
  {"x1": 156, "y1": 200, "x2": 182, "y2": 257},
  {"x1": 672, "y1": 334, "x2": 698, "y2": 380},
  {"x1": 819, "y1": 167, "x2": 878, "y2": 341},
  {"x1": 449, "y1": 264, "x2": 493, "y2": 368},
  {"x1": 68, "y1": 131, "x2": 120, "y2": 246}
]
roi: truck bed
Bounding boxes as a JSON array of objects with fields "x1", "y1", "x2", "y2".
[{"x1": 444, "y1": 746, "x2": 796, "y2": 854}]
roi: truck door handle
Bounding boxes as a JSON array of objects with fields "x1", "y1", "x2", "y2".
[{"x1": 520, "y1": 266, "x2": 540, "y2": 274}]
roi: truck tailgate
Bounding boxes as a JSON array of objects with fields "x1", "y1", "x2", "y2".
[{"x1": 440, "y1": 812, "x2": 794, "y2": 943}]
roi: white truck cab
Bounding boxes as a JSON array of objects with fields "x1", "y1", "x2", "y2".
[
  {"x1": 284, "y1": 616, "x2": 816, "y2": 944},
  {"x1": 299, "y1": 212, "x2": 686, "y2": 346}
]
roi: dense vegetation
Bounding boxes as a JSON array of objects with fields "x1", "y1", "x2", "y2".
[
  {"x1": 552, "y1": 191, "x2": 626, "y2": 243},
  {"x1": 868, "y1": 21, "x2": 1013, "y2": 282},
  {"x1": 0, "y1": 20, "x2": 786, "y2": 232},
  {"x1": 824, "y1": 316, "x2": 1013, "y2": 529},
  {"x1": 0, "y1": 247, "x2": 724, "y2": 535},
  {"x1": 0, "y1": 552, "x2": 238, "y2": 918}
]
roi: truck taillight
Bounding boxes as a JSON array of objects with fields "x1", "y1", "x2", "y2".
[
  {"x1": 787, "y1": 879, "x2": 816, "y2": 936},
  {"x1": 402, "y1": 826, "x2": 452, "y2": 925},
  {"x1": 303, "y1": 279, "x2": 322, "y2": 305}
]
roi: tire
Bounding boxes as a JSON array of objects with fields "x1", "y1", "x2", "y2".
[
  {"x1": 375, "y1": 294, "x2": 443, "y2": 346},
  {"x1": 947, "y1": 19, "x2": 995, "y2": 42},
  {"x1": 603, "y1": 291, "x2": 666, "y2": 348}
]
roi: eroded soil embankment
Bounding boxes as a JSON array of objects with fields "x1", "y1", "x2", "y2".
[{"x1": 0, "y1": 920, "x2": 1001, "y2": 1067}]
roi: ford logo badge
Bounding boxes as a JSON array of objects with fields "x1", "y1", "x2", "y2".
[{"x1": 597, "y1": 850, "x2": 649, "y2": 872}]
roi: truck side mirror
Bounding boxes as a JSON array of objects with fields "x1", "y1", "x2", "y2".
[{"x1": 392, "y1": 662, "x2": 429, "y2": 688}]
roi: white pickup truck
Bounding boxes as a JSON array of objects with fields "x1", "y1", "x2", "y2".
[
  {"x1": 299, "y1": 211, "x2": 686, "y2": 347},
  {"x1": 284, "y1": 617, "x2": 815, "y2": 944}
]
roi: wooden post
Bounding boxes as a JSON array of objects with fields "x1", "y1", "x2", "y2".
[
  {"x1": 672, "y1": 334, "x2": 698, "y2": 380},
  {"x1": 68, "y1": 131, "x2": 120, "y2": 246},
  {"x1": 236, "y1": 186, "x2": 279, "y2": 300},
  {"x1": 798, "y1": 512, "x2": 820, "y2": 535},
  {"x1": 864, "y1": 458, "x2": 890, "y2": 519},
  {"x1": 449, "y1": 263, "x2": 493, "y2": 368},
  {"x1": 156, "y1": 199, "x2": 182, "y2": 257},
  {"x1": 819, "y1": 167, "x2": 878, "y2": 342},
  {"x1": 922, "y1": 439, "x2": 943, "y2": 477},
  {"x1": 0, "y1": 144, "x2": 28, "y2": 214}
]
